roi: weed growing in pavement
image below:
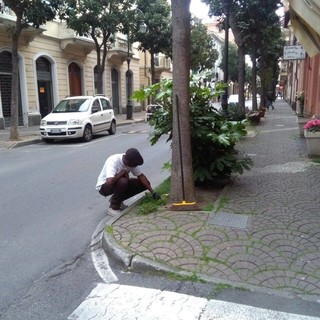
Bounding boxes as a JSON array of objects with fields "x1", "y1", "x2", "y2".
[
  {"x1": 105, "y1": 225, "x2": 113, "y2": 234},
  {"x1": 213, "y1": 195, "x2": 228, "y2": 213},
  {"x1": 310, "y1": 156, "x2": 320, "y2": 164},
  {"x1": 136, "y1": 178, "x2": 170, "y2": 215}
]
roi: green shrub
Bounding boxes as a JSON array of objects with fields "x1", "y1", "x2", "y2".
[
  {"x1": 131, "y1": 74, "x2": 253, "y2": 185},
  {"x1": 227, "y1": 102, "x2": 246, "y2": 121}
]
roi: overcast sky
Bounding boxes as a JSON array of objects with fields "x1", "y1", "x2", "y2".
[{"x1": 190, "y1": 0, "x2": 212, "y2": 20}]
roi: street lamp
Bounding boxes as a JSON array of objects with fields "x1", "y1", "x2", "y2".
[
  {"x1": 221, "y1": 0, "x2": 232, "y2": 117},
  {"x1": 126, "y1": 9, "x2": 147, "y2": 120}
]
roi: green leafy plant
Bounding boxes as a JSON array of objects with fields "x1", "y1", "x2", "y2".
[
  {"x1": 227, "y1": 102, "x2": 246, "y2": 121},
  {"x1": 131, "y1": 73, "x2": 253, "y2": 185}
]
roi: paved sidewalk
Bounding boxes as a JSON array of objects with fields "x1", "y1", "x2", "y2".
[
  {"x1": 103, "y1": 100, "x2": 320, "y2": 303},
  {"x1": 0, "y1": 111, "x2": 146, "y2": 150}
]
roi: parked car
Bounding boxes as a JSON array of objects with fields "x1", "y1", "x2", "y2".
[
  {"x1": 145, "y1": 104, "x2": 163, "y2": 122},
  {"x1": 40, "y1": 95, "x2": 116, "y2": 142}
]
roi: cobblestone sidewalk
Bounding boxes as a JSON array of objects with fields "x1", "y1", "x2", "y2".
[{"x1": 105, "y1": 100, "x2": 320, "y2": 302}]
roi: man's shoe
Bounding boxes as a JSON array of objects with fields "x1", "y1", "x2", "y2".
[
  {"x1": 107, "y1": 207, "x2": 122, "y2": 217},
  {"x1": 120, "y1": 202, "x2": 128, "y2": 210}
]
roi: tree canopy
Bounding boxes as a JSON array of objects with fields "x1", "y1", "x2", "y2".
[
  {"x1": 190, "y1": 17, "x2": 219, "y2": 73},
  {"x1": 62, "y1": 0, "x2": 135, "y2": 93},
  {"x1": 1, "y1": 0, "x2": 61, "y2": 140},
  {"x1": 132, "y1": 0, "x2": 172, "y2": 84}
]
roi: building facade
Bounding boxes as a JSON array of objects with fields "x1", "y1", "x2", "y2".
[{"x1": 0, "y1": 6, "x2": 145, "y2": 129}]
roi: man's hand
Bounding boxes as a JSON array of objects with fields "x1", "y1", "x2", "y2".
[{"x1": 152, "y1": 192, "x2": 161, "y2": 200}]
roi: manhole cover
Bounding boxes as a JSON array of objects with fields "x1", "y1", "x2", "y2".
[{"x1": 210, "y1": 212, "x2": 250, "y2": 229}]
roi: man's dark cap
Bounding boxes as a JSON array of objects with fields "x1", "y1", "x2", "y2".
[{"x1": 125, "y1": 148, "x2": 144, "y2": 166}]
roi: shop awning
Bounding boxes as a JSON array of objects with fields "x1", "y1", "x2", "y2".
[{"x1": 289, "y1": 0, "x2": 320, "y2": 57}]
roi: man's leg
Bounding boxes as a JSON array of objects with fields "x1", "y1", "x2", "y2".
[
  {"x1": 109, "y1": 176, "x2": 129, "y2": 209},
  {"x1": 123, "y1": 178, "x2": 147, "y2": 200}
]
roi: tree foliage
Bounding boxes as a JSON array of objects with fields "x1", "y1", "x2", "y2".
[
  {"x1": 61, "y1": 0, "x2": 135, "y2": 93},
  {"x1": 202, "y1": 0, "x2": 282, "y2": 110},
  {"x1": 190, "y1": 17, "x2": 219, "y2": 73},
  {"x1": 0, "y1": 0, "x2": 61, "y2": 140},
  {"x1": 132, "y1": 0, "x2": 172, "y2": 84}
]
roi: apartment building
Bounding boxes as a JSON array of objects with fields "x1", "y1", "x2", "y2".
[{"x1": 0, "y1": 5, "x2": 149, "y2": 129}]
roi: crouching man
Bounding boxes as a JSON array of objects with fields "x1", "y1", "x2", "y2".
[{"x1": 96, "y1": 148, "x2": 161, "y2": 216}]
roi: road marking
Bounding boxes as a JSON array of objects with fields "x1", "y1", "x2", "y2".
[
  {"x1": 68, "y1": 283, "x2": 319, "y2": 320},
  {"x1": 90, "y1": 216, "x2": 118, "y2": 284}
]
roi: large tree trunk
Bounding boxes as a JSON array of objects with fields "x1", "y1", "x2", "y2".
[{"x1": 170, "y1": 0, "x2": 195, "y2": 206}]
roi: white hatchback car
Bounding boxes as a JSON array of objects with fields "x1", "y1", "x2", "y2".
[{"x1": 40, "y1": 95, "x2": 116, "y2": 142}]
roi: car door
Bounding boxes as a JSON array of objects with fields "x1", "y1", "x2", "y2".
[
  {"x1": 100, "y1": 97, "x2": 113, "y2": 129},
  {"x1": 90, "y1": 98, "x2": 104, "y2": 133}
]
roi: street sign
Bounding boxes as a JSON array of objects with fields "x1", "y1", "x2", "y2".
[{"x1": 283, "y1": 45, "x2": 306, "y2": 60}]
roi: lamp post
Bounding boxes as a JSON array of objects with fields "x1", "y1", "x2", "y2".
[
  {"x1": 126, "y1": 9, "x2": 147, "y2": 120},
  {"x1": 221, "y1": 0, "x2": 232, "y2": 117}
]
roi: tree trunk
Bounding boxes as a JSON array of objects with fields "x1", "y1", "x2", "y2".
[
  {"x1": 237, "y1": 45, "x2": 246, "y2": 111},
  {"x1": 10, "y1": 24, "x2": 21, "y2": 141},
  {"x1": 251, "y1": 50, "x2": 258, "y2": 111},
  {"x1": 229, "y1": 14, "x2": 245, "y2": 112},
  {"x1": 150, "y1": 48, "x2": 156, "y2": 85},
  {"x1": 170, "y1": 0, "x2": 195, "y2": 205}
]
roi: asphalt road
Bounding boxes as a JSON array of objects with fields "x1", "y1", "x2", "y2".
[{"x1": 0, "y1": 123, "x2": 171, "y2": 319}]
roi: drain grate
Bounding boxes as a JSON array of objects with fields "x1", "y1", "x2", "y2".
[{"x1": 210, "y1": 212, "x2": 250, "y2": 229}]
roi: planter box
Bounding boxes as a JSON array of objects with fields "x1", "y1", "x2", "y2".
[
  {"x1": 297, "y1": 117, "x2": 310, "y2": 137},
  {"x1": 304, "y1": 130, "x2": 320, "y2": 156}
]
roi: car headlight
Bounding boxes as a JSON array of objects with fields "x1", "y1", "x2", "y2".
[
  {"x1": 40, "y1": 119, "x2": 47, "y2": 126},
  {"x1": 68, "y1": 119, "x2": 80, "y2": 125}
]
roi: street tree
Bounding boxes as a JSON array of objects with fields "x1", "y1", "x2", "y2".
[
  {"x1": 0, "y1": 0, "x2": 61, "y2": 140},
  {"x1": 257, "y1": 23, "x2": 284, "y2": 108},
  {"x1": 237, "y1": 0, "x2": 281, "y2": 110},
  {"x1": 62, "y1": 0, "x2": 135, "y2": 94},
  {"x1": 203, "y1": 0, "x2": 247, "y2": 110},
  {"x1": 132, "y1": 0, "x2": 172, "y2": 85},
  {"x1": 170, "y1": 0, "x2": 196, "y2": 206},
  {"x1": 190, "y1": 17, "x2": 219, "y2": 73},
  {"x1": 220, "y1": 42, "x2": 238, "y2": 82}
]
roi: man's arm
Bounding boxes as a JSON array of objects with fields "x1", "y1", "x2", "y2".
[
  {"x1": 106, "y1": 170, "x2": 128, "y2": 185},
  {"x1": 138, "y1": 174, "x2": 161, "y2": 200}
]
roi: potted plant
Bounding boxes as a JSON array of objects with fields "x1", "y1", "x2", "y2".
[{"x1": 304, "y1": 118, "x2": 320, "y2": 156}]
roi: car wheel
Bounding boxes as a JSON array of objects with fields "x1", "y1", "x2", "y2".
[
  {"x1": 42, "y1": 138, "x2": 54, "y2": 143},
  {"x1": 82, "y1": 125, "x2": 93, "y2": 142},
  {"x1": 108, "y1": 120, "x2": 116, "y2": 135}
]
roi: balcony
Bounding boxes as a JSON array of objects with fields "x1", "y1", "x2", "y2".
[
  {"x1": 154, "y1": 56, "x2": 172, "y2": 76},
  {"x1": 0, "y1": 3, "x2": 45, "y2": 45}
]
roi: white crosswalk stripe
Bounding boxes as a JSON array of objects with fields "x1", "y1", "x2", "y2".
[{"x1": 68, "y1": 283, "x2": 319, "y2": 320}]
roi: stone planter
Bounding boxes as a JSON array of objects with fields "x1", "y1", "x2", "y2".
[
  {"x1": 304, "y1": 130, "x2": 320, "y2": 156},
  {"x1": 248, "y1": 112, "x2": 261, "y2": 125},
  {"x1": 258, "y1": 108, "x2": 266, "y2": 118},
  {"x1": 296, "y1": 117, "x2": 310, "y2": 137}
]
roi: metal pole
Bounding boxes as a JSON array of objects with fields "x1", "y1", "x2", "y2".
[{"x1": 126, "y1": 27, "x2": 133, "y2": 120}]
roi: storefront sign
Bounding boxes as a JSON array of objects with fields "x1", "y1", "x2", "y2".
[{"x1": 283, "y1": 45, "x2": 306, "y2": 60}]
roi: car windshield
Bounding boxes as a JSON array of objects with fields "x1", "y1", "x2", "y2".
[{"x1": 52, "y1": 99, "x2": 90, "y2": 113}]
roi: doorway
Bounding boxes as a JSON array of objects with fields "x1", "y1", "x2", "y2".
[
  {"x1": 36, "y1": 57, "x2": 53, "y2": 118},
  {"x1": 68, "y1": 62, "x2": 82, "y2": 96},
  {"x1": 111, "y1": 68, "x2": 120, "y2": 114}
]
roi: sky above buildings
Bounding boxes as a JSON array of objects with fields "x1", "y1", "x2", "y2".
[{"x1": 190, "y1": 0, "x2": 213, "y2": 21}]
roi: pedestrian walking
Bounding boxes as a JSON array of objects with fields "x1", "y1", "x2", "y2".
[
  {"x1": 96, "y1": 148, "x2": 161, "y2": 216},
  {"x1": 266, "y1": 90, "x2": 275, "y2": 110}
]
